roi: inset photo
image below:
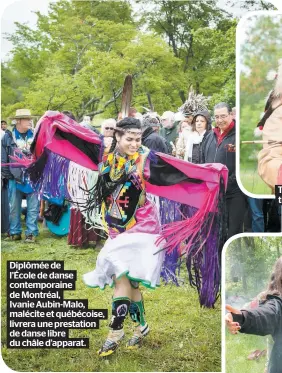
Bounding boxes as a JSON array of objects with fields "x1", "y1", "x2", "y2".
[
  {"x1": 225, "y1": 235, "x2": 282, "y2": 373},
  {"x1": 238, "y1": 13, "x2": 282, "y2": 195}
]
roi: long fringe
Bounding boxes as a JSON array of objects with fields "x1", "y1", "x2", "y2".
[
  {"x1": 159, "y1": 197, "x2": 183, "y2": 285},
  {"x1": 67, "y1": 162, "x2": 104, "y2": 230},
  {"x1": 29, "y1": 150, "x2": 71, "y2": 200},
  {"x1": 8, "y1": 148, "x2": 34, "y2": 168},
  {"x1": 187, "y1": 177, "x2": 227, "y2": 307},
  {"x1": 27, "y1": 149, "x2": 49, "y2": 183},
  {"x1": 157, "y1": 177, "x2": 227, "y2": 307}
]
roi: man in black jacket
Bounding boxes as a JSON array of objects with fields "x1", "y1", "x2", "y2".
[
  {"x1": 201, "y1": 102, "x2": 247, "y2": 238},
  {"x1": 141, "y1": 117, "x2": 169, "y2": 153}
]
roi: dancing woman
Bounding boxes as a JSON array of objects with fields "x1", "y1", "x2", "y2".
[
  {"x1": 83, "y1": 117, "x2": 165, "y2": 355},
  {"x1": 10, "y1": 111, "x2": 228, "y2": 355}
]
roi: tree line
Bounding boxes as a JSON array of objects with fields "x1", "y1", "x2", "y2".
[{"x1": 1, "y1": 0, "x2": 276, "y2": 122}]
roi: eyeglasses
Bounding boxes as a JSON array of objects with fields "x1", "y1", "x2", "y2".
[
  {"x1": 214, "y1": 114, "x2": 230, "y2": 120},
  {"x1": 104, "y1": 127, "x2": 114, "y2": 130}
]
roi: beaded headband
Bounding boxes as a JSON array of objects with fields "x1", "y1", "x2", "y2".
[{"x1": 116, "y1": 127, "x2": 142, "y2": 136}]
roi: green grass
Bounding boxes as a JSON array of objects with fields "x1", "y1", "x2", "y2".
[
  {"x1": 239, "y1": 169, "x2": 272, "y2": 195},
  {"x1": 226, "y1": 332, "x2": 267, "y2": 373},
  {"x1": 2, "y1": 225, "x2": 221, "y2": 372}
]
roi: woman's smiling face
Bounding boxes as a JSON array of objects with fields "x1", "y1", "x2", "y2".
[{"x1": 116, "y1": 128, "x2": 142, "y2": 156}]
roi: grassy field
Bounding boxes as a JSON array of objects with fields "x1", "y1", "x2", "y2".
[
  {"x1": 226, "y1": 332, "x2": 267, "y2": 373},
  {"x1": 239, "y1": 169, "x2": 272, "y2": 195},
  {"x1": 1, "y1": 225, "x2": 221, "y2": 372}
]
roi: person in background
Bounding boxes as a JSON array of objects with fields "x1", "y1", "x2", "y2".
[
  {"x1": 151, "y1": 118, "x2": 161, "y2": 134},
  {"x1": 142, "y1": 112, "x2": 162, "y2": 134},
  {"x1": 141, "y1": 117, "x2": 169, "y2": 153},
  {"x1": 247, "y1": 198, "x2": 265, "y2": 232},
  {"x1": 101, "y1": 118, "x2": 116, "y2": 136},
  {"x1": 202, "y1": 102, "x2": 247, "y2": 238},
  {"x1": 128, "y1": 107, "x2": 137, "y2": 117},
  {"x1": 2, "y1": 109, "x2": 39, "y2": 242},
  {"x1": 175, "y1": 116, "x2": 193, "y2": 159},
  {"x1": 183, "y1": 113, "x2": 194, "y2": 126},
  {"x1": 81, "y1": 115, "x2": 91, "y2": 125},
  {"x1": 1, "y1": 120, "x2": 8, "y2": 132},
  {"x1": 1, "y1": 129, "x2": 10, "y2": 235},
  {"x1": 185, "y1": 110, "x2": 212, "y2": 163},
  {"x1": 160, "y1": 111, "x2": 178, "y2": 154},
  {"x1": 80, "y1": 115, "x2": 92, "y2": 130},
  {"x1": 101, "y1": 118, "x2": 116, "y2": 153}
]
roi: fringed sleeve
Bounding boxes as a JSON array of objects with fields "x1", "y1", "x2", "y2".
[{"x1": 144, "y1": 152, "x2": 228, "y2": 307}]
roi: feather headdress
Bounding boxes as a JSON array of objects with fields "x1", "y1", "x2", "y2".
[{"x1": 178, "y1": 87, "x2": 209, "y2": 116}]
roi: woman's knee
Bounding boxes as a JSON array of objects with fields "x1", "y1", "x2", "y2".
[{"x1": 114, "y1": 275, "x2": 131, "y2": 290}]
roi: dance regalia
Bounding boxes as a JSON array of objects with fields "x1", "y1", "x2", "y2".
[
  {"x1": 83, "y1": 147, "x2": 164, "y2": 289},
  {"x1": 10, "y1": 111, "x2": 228, "y2": 307}
]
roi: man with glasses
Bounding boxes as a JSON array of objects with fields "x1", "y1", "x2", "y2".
[{"x1": 201, "y1": 102, "x2": 246, "y2": 238}]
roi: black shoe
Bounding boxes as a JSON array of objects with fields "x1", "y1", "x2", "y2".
[{"x1": 25, "y1": 234, "x2": 36, "y2": 243}]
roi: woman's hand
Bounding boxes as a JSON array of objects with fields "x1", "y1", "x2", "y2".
[{"x1": 225, "y1": 304, "x2": 242, "y2": 334}]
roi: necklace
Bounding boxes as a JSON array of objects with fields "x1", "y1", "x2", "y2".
[{"x1": 99, "y1": 150, "x2": 141, "y2": 182}]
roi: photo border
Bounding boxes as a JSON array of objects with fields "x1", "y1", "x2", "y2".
[
  {"x1": 236, "y1": 10, "x2": 282, "y2": 199},
  {"x1": 221, "y1": 232, "x2": 282, "y2": 373}
]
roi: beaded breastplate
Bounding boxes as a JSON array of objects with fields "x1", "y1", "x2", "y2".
[{"x1": 99, "y1": 147, "x2": 148, "y2": 233}]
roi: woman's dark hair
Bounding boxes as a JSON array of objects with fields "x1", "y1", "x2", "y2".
[
  {"x1": 191, "y1": 111, "x2": 212, "y2": 132},
  {"x1": 192, "y1": 114, "x2": 208, "y2": 132},
  {"x1": 261, "y1": 256, "x2": 282, "y2": 300},
  {"x1": 109, "y1": 117, "x2": 141, "y2": 153},
  {"x1": 81, "y1": 116, "x2": 143, "y2": 211}
]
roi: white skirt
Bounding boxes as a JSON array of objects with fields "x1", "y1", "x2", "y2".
[{"x1": 83, "y1": 232, "x2": 165, "y2": 289}]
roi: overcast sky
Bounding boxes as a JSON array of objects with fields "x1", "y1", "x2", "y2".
[
  {"x1": 1, "y1": 0, "x2": 51, "y2": 60},
  {"x1": 1, "y1": 0, "x2": 281, "y2": 62}
]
